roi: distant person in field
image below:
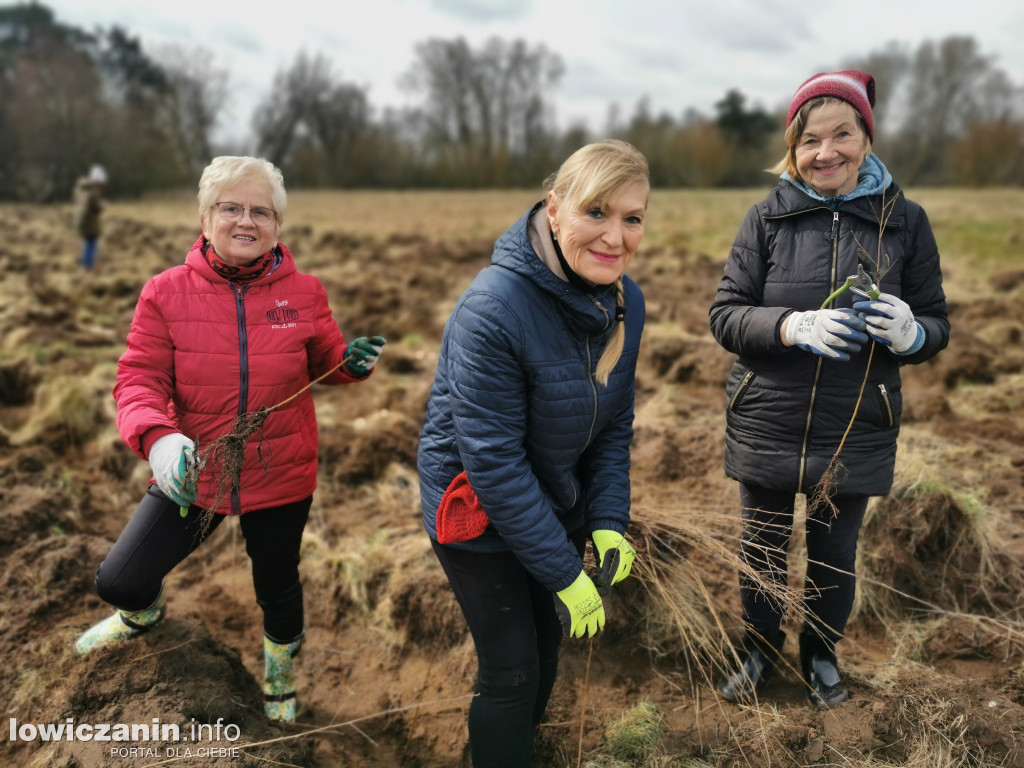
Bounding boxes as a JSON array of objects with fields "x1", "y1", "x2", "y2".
[
  {"x1": 418, "y1": 139, "x2": 648, "y2": 766},
  {"x1": 709, "y1": 71, "x2": 949, "y2": 708},
  {"x1": 73, "y1": 163, "x2": 107, "y2": 269},
  {"x1": 73, "y1": 155, "x2": 387, "y2": 723}
]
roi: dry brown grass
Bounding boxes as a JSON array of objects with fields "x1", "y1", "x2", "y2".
[
  {"x1": 627, "y1": 503, "x2": 804, "y2": 686},
  {"x1": 854, "y1": 479, "x2": 1024, "y2": 624},
  {"x1": 105, "y1": 186, "x2": 1024, "y2": 260}
]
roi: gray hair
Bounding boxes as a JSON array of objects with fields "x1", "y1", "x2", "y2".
[{"x1": 197, "y1": 156, "x2": 287, "y2": 227}]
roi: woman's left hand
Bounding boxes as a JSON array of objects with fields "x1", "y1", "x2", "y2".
[
  {"x1": 853, "y1": 293, "x2": 924, "y2": 354},
  {"x1": 343, "y1": 336, "x2": 387, "y2": 376},
  {"x1": 591, "y1": 530, "x2": 636, "y2": 593}
]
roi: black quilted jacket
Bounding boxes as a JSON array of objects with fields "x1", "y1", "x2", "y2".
[{"x1": 709, "y1": 180, "x2": 949, "y2": 496}]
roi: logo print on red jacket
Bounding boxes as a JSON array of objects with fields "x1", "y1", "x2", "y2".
[{"x1": 267, "y1": 307, "x2": 299, "y2": 323}]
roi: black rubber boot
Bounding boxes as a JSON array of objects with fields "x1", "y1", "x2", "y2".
[
  {"x1": 799, "y1": 631, "x2": 849, "y2": 708},
  {"x1": 717, "y1": 630, "x2": 785, "y2": 704}
]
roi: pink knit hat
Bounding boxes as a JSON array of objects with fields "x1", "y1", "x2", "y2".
[{"x1": 786, "y1": 71, "x2": 876, "y2": 140}]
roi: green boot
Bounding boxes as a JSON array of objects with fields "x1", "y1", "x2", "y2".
[
  {"x1": 75, "y1": 590, "x2": 166, "y2": 656},
  {"x1": 263, "y1": 634, "x2": 302, "y2": 722}
]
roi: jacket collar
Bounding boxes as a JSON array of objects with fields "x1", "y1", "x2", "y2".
[
  {"x1": 770, "y1": 179, "x2": 907, "y2": 229},
  {"x1": 492, "y1": 203, "x2": 617, "y2": 334}
]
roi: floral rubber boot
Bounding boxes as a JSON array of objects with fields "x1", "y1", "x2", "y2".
[
  {"x1": 74, "y1": 590, "x2": 166, "y2": 656},
  {"x1": 263, "y1": 634, "x2": 303, "y2": 722}
]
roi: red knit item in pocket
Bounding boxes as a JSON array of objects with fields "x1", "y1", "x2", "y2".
[{"x1": 436, "y1": 471, "x2": 490, "y2": 544}]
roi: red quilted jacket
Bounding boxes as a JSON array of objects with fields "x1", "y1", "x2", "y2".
[{"x1": 115, "y1": 235, "x2": 366, "y2": 514}]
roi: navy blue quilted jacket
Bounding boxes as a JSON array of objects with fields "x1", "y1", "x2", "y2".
[
  {"x1": 709, "y1": 180, "x2": 949, "y2": 496},
  {"x1": 418, "y1": 203, "x2": 645, "y2": 593}
]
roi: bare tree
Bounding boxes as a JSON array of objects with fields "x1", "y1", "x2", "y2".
[
  {"x1": 841, "y1": 42, "x2": 911, "y2": 137},
  {"x1": 252, "y1": 51, "x2": 371, "y2": 183},
  {"x1": 401, "y1": 36, "x2": 562, "y2": 179},
  {"x1": 306, "y1": 81, "x2": 370, "y2": 184},
  {"x1": 253, "y1": 52, "x2": 328, "y2": 165},
  {"x1": 895, "y1": 36, "x2": 1014, "y2": 184},
  {"x1": 154, "y1": 45, "x2": 230, "y2": 175},
  {"x1": 5, "y1": 38, "x2": 107, "y2": 200}
]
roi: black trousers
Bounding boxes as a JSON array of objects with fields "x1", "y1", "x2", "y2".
[
  {"x1": 93, "y1": 485, "x2": 311, "y2": 643},
  {"x1": 431, "y1": 528, "x2": 586, "y2": 768},
  {"x1": 739, "y1": 482, "x2": 868, "y2": 647}
]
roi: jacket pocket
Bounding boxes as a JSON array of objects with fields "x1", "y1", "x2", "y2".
[
  {"x1": 876, "y1": 383, "x2": 895, "y2": 428},
  {"x1": 728, "y1": 369, "x2": 756, "y2": 412},
  {"x1": 435, "y1": 471, "x2": 491, "y2": 544}
]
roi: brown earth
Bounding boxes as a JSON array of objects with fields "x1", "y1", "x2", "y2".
[{"x1": 1, "y1": 200, "x2": 1023, "y2": 768}]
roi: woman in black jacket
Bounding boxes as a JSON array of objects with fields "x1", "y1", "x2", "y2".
[{"x1": 709, "y1": 71, "x2": 949, "y2": 708}]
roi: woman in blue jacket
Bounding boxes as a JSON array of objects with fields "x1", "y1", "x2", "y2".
[
  {"x1": 710, "y1": 72, "x2": 949, "y2": 709},
  {"x1": 418, "y1": 139, "x2": 649, "y2": 766}
]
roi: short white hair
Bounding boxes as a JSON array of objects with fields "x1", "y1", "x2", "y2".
[{"x1": 197, "y1": 156, "x2": 287, "y2": 227}]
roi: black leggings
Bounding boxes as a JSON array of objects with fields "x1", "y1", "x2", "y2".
[
  {"x1": 739, "y1": 482, "x2": 868, "y2": 646},
  {"x1": 93, "y1": 485, "x2": 311, "y2": 643},
  {"x1": 431, "y1": 529, "x2": 586, "y2": 768}
]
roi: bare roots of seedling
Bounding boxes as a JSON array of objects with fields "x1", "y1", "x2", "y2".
[
  {"x1": 187, "y1": 406, "x2": 271, "y2": 531},
  {"x1": 183, "y1": 355, "x2": 354, "y2": 531},
  {"x1": 809, "y1": 455, "x2": 850, "y2": 519}
]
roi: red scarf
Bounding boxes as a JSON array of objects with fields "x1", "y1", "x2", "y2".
[{"x1": 203, "y1": 242, "x2": 275, "y2": 283}]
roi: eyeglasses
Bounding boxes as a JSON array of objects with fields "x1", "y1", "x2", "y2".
[{"x1": 214, "y1": 202, "x2": 277, "y2": 227}]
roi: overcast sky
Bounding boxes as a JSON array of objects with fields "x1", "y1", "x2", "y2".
[{"x1": 41, "y1": 0, "x2": 1024, "y2": 145}]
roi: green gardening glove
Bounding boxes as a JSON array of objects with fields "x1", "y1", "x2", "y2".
[
  {"x1": 553, "y1": 570, "x2": 605, "y2": 639},
  {"x1": 343, "y1": 336, "x2": 387, "y2": 376},
  {"x1": 591, "y1": 529, "x2": 636, "y2": 594}
]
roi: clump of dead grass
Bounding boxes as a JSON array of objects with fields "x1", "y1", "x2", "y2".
[
  {"x1": 854, "y1": 479, "x2": 1024, "y2": 626},
  {"x1": 583, "y1": 699, "x2": 666, "y2": 768},
  {"x1": 864, "y1": 666, "x2": 1016, "y2": 767},
  {"x1": 300, "y1": 525, "x2": 462, "y2": 655},
  {"x1": 627, "y1": 502, "x2": 802, "y2": 689},
  {"x1": 12, "y1": 366, "x2": 116, "y2": 451},
  {"x1": 889, "y1": 613, "x2": 1024, "y2": 665}
]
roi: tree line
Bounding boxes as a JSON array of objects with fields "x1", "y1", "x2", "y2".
[{"x1": 2, "y1": 2, "x2": 1022, "y2": 202}]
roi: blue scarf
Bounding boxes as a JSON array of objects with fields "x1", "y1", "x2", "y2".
[{"x1": 782, "y1": 153, "x2": 892, "y2": 203}]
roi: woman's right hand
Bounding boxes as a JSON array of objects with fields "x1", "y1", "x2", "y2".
[
  {"x1": 782, "y1": 308, "x2": 868, "y2": 361},
  {"x1": 148, "y1": 433, "x2": 197, "y2": 507},
  {"x1": 553, "y1": 570, "x2": 605, "y2": 638}
]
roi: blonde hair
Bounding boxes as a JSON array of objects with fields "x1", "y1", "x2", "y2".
[
  {"x1": 197, "y1": 156, "x2": 287, "y2": 229},
  {"x1": 545, "y1": 140, "x2": 649, "y2": 386},
  {"x1": 768, "y1": 96, "x2": 872, "y2": 179}
]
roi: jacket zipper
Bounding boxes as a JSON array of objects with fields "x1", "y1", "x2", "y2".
[
  {"x1": 584, "y1": 295, "x2": 612, "y2": 445},
  {"x1": 578, "y1": 295, "x2": 613, "y2": 509},
  {"x1": 728, "y1": 370, "x2": 754, "y2": 411},
  {"x1": 231, "y1": 283, "x2": 250, "y2": 515},
  {"x1": 797, "y1": 210, "x2": 841, "y2": 493},
  {"x1": 879, "y1": 383, "x2": 894, "y2": 427}
]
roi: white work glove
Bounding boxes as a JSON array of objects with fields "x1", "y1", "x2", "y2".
[
  {"x1": 853, "y1": 293, "x2": 925, "y2": 354},
  {"x1": 783, "y1": 308, "x2": 869, "y2": 361},
  {"x1": 148, "y1": 433, "x2": 197, "y2": 507}
]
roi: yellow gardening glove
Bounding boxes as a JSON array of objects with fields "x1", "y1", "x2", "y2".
[
  {"x1": 553, "y1": 570, "x2": 605, "y2": 639},
  {"x1": 591, "y1": 529, "x2": 636, "y2": 593}
]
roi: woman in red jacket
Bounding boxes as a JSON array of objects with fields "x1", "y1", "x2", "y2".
[{"x1": 74, "y1": 156, "x2": 386, "y2": 722}]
